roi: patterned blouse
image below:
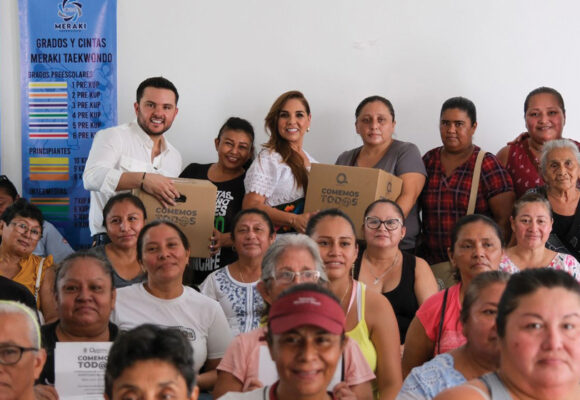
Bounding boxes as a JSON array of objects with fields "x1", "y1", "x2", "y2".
[
  {"x1": 200, "y1": 266, "x2": 265, "y2": 336},
  {"x1": 499, "y1": 252, "x2": 580, "y2": 282},
  {"x1": 397, "y1": 353, "x2": 466, "y2": 399}
]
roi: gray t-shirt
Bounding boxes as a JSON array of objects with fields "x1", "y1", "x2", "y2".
[
  {"x1": 89, "y1": 245, "x2": 145, "y2": 288},
  {"x1": 336, "y1": 139, "x2": 426, "y2": 249}
]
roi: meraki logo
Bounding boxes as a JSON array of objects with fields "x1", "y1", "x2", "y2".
[{"x1": 55, "y1": 0, "x2": 87, "y2": 30}]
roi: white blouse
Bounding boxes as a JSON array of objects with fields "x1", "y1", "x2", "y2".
[{"x1": 244, "y1": 149, "x2": 316, "y2": 207}]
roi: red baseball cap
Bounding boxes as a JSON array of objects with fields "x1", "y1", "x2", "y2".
[{"x1": 268, "y1": 290, "x2": 346, "y2": 335}]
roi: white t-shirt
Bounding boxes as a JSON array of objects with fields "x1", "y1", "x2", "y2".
[
  {"x1": 111, "y1": 283, "x2": 233, "y2": 372},
  {"x1": 220, "y1": 386, "x2": 272, "y2": 400}
]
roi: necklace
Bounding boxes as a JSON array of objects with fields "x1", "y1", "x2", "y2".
[
  {"x1": 340, "y1": 278, "x2": 352, "y2": 309},
  {"x1": 232, "y1": 264, "x2": 258, "y2": 283},
  {"x1": 366, "y1": 251, "x2": 399, "y2": 285}
]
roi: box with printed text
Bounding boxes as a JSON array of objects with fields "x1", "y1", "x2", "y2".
[
  {"x1": 134, "y1": 178, "x2": 217, "y2": 258},
  {"x1": 305, "y1": 164, "x2": 402, "y2": 238}
]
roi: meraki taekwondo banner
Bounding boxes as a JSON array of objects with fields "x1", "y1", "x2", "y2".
[{"x1": 19, "y1": 0, "x2": 117, "y2": 249}]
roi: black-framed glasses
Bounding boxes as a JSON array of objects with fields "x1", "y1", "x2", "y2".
[
  {"x1": 273, "y1": 270, "x2": 321, "y2": 284},
  {"x1": 0, "y1": 345, "x2": 38, "y2": 365},
  {"x1": 364, "y1": 216, "x2": 402, "y2": 231},
  {"x1": 10, "y1": 221, "x2": 42, "y2": 240}
]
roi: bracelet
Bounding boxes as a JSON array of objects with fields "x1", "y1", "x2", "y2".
[{"x1": 140, "y1": 172, "x2": 146, "y2": 191}]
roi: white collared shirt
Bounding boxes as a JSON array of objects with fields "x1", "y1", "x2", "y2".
[{"x1": 83, "y1": 120, "x2": 182, "y2": 235}]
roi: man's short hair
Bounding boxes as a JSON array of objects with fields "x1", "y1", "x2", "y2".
[
  {"x1": 0, "y1": 301, "x2": 41, "y2": 348},
  {"x1": 104, "y1": 324, "x2": 196, "y2": 397},
  {"x1": 136, "y1": 76, "x2": 179, "y2": 104}
]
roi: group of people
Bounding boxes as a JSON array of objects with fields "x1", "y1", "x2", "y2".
[
  {"x1": 4, "y1": 264, "x2": 580, "y2": 400},
  {"x1": 1, "y1": 76, "x2": 580, "y2": 400}
]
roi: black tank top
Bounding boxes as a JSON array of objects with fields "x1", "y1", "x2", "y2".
[{"x1": 353, "y1": 249, "x2": 418, "y2": 343}]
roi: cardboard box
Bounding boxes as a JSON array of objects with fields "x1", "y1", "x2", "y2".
[
  {"x1": 305, "y1": 164, "x2": 402, "y2": 238},
  {"x1": 134, "y1": 178, "x2": 217, "y2": 258}
]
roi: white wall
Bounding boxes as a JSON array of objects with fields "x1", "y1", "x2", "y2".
[{"x1": 2, "y1": 0, "x2": 580, "y2": 191}]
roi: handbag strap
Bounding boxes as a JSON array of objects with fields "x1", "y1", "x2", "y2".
[
  {"x1": 467, "y1": 150, "x2": 486, "y2": 215},
  {"x1": 34, "y1": 257, "x2": 45, "y2": 302},
  {"x1": 437, "y1": 288, "x2": 449, "y2": 355}
]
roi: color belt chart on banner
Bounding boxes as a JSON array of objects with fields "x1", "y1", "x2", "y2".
[{"x1": 19, "y1": 0, "x2": 117, "y2": 249}]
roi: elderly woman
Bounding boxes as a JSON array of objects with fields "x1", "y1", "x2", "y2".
[
  {"x1": 201, "y1": 209, "x2": 276, "y2": 335},
  {"x1": 213, "y1": 234, "x2": 374, "y2": 400},
  {"x1": 0, "y1": 175, "x2": 73, "y2": 263},
  {"x1": 500, "y1": 192, "x2": 580, "y2": 278},
  {"x1": 181, "y1": 117, "x2": 256, "y2": 285},
  {"x1": 220, "y1": 284, "x2": 353, "y2": 400},
  {"x1": 90, "y1": 193, "x2": 147, "y2": 288},
  {"x1": 397, "y1": 271, "x2": 509, "y2": 399},
  {"x1": 353, "y1": 199, "x2": 438, "y2": 343},
  {"x1": 35, "y1": 251, "x2": 118, "y2": 396},
  {"x1": 336, "y1": 96, "x2": 426, "y2": 251},
  {"x1": 105, "y1": 324, "x2": 199, "y2": 400},
  {"x1": 434, "y1": 268, "x2": 580, "y2": 400},
  {"x1": 111, "y1": 221, "x2": 233, "y2": 392},
  {"x1": 402, "y1": 215, "x2": 504, "y2": 377},
  {"x1": 496, "y1": 87, "x2": 580, "y2": 198},
  {"x1": 420, "y1": 97, "x2": 514, "y2": 270},
  {"x1": 527, "y1": 139, "x2": 580, "y2": 263},
  {"x1": 306, "y1": 208, "x2": 404, "y2": 399},
  {"x1": 243, "y1": 91, "x2": 316, "y2": 234},
  {"x1": 0, "y1": 198, "x2": 57, "y2": 322}
]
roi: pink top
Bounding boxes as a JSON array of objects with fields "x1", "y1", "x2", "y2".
[
  {"x1": 415, "y1": 284, "x2": 466, "y2": 355},
  {"x1": 505, "y1": 133, "x2": 580, "y2": 198},
  {"x1": 499, "y1": 252, "x2": 580, "y2": 281},
  {"x1": 217, "y1": 326, "x2": 375, "y2": 390}
]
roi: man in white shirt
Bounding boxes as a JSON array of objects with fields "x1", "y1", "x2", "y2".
[{"x1": 83, "y1": 77, "x2": 183, "y2": 244}]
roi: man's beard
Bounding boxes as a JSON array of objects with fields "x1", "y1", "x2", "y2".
[{"x1": 137, "y1": 115, "x2": 170, "y2": 137}]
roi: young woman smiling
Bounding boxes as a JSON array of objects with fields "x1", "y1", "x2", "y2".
[
  {"x1": 180, "y1": 117, "x2": 255, "y2": 285},
  {"x1": 307, "y1": 209, "x2": 403, "y2": 400},
  {"x1": 243, "y1": 91, "x2": 317, "y2": 234},
  {"x1": 90, "y1": 193, "x2": 147, "y2": 288}
]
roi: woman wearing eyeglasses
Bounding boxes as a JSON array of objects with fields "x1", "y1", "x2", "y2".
[
  {"x1": 213, "y1": 234, "x2": 375, "y2": 400},
  {"x1": 0, "y1": 199, "x2": 57, "y2": 322},
  {"x1": 354, "y1": 199, "x2": 437, "y2": 345},
  {"x1": 0, "y1": 175, "x2": 73, "y2": 264}
]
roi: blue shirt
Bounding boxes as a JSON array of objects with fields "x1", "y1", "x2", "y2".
[{"x1": 397, "y1": 353, "x2": 466, "y2": 399}]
